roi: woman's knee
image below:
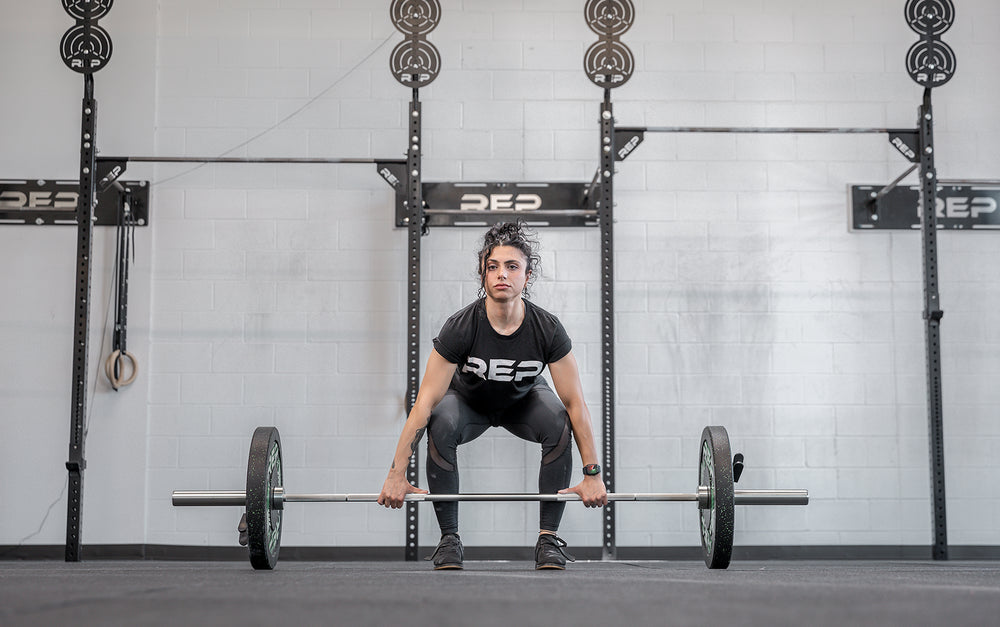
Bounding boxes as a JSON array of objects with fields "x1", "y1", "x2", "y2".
[
  {"x1": 526, "y1": 389, "x2": 572, "y2": 456},
  {"x1": 428, "y1": 395, "x2": 463, "y2": 442},
  {"x1": 541, "y1": 416, "x2": 571, "y2": 465},
  {"x1": 427, "y1": 408, "x2": 460, "y2": 471}
]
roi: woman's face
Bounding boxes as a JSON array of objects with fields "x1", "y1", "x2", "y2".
[{"x1": 482, "y1": 245, "x2": 530, "y2": 303}]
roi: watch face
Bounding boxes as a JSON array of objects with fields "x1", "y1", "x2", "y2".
[{"x1": 584, "y1": 464, "x2": 601, "y2": 475}]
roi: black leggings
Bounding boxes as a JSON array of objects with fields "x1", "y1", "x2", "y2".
[{"x1": 425, "y1": 382, "x2": 573, "y2": 535}]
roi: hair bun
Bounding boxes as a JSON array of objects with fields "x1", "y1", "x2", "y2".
[{"x1": 484, "y1": 221, "x2": 527, "y2": 247}]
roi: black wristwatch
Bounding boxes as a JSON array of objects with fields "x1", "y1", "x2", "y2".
[{"x1": 582, "y1": 463, "x2": 601, "y2": 476}]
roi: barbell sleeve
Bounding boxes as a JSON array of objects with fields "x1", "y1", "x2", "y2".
[
  {"x1": 173, "y1": 490, "x2": 249, "y2": 506},
  {"x1": 732, "y1": 489, "x2": 809, "y2": 505}
]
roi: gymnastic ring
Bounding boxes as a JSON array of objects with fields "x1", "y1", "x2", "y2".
[{"x1": 105, "y1": 349, "x2": 138, "y2": 389}]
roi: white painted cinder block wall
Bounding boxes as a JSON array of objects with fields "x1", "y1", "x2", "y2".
[{"x1": 1, "y1": 0, "x2": 998, "y2": 552}]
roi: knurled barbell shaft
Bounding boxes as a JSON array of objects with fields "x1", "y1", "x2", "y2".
[
  {"x1": 284, "y1": 491, "x2": 705, "y2": 503},
  {"x1": 171, "y1": 488, "x2": 808, "y2": 507}
]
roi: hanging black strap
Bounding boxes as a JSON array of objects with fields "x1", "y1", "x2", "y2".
[{"x1": 105, "y1": 186, "x2": 138, "y2": 390}]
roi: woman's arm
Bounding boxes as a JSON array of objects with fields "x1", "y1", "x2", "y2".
[
  {"x1": 378, "y1": 349, "x2": 457, "y2": 508},
  {"x1": 548, "y1": 350, "x2": 607, "y2": 507}
]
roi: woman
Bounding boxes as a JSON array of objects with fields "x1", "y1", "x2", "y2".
[{"x1": 378, "y1": 221, "x2": 606, "y2": 570}]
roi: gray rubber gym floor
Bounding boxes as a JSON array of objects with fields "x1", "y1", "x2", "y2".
[{"x1": 2, "y1": 560, "x2": 998, "y2": 626}]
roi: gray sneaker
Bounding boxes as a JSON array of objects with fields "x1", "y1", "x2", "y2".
[
  {"x1": 535, "y1": 534, "x2": 575, "y2": 570},
  {"x1": 430, "y1": 533, "x2": 464, "y2": 570},
  {"x1": 237, "y1": 512, "x2": 248, "y2": 546}
]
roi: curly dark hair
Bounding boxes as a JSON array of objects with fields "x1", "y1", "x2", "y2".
[{"x1": 476, "y1": 221, "x2": 541, "y2": 298}]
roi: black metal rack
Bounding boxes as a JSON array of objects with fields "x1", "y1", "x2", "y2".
[{"x1": 56, "y1": 0, "x2": 961, "y2": 563}]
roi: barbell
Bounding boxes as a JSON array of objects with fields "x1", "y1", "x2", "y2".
[{"x1": 172, "y1": 425, "x2": 808, "y2": 570}]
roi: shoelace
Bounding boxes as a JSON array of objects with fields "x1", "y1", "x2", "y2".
[{"x1": 538, "y1": 534, "x2": 576, "y2": 562}]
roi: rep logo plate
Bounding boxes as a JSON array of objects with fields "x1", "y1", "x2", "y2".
[{"x1": 851, "y1": 183, "x2": 1000, "y2": 230}]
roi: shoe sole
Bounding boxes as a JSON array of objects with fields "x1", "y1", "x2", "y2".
[
  {"x1": 434, "y1": 564, "x2": 464, "y2": 570},
  {"x1": 535, "y1": 564, "x2": 566, "y2": 570}
]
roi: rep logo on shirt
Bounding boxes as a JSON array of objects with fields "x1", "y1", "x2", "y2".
[{"x1": 462, "y1": 357, "x2": 544, "y2": 382}]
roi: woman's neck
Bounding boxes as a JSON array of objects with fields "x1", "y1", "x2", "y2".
[{"x1": 485, "y1": 296, "x2": 525, "y2": 336}]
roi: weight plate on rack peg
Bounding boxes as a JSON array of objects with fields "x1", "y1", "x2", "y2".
[
  {"x1": 904, "y1": 0, "x2": 955, "y2": 36},
  {"x1": 60, "y1": 24, "x2": 113, "y2": 74},
  {"x1": 246, "y1": 426, "x2": 283, "y2": 570},
  {"x1": 584, "y1": 0, "x2": 635, "y2": 37},
  {"x1": 906, "y1": 39, "x2": 956, "y2": 88},
  {"x1": 390, "y1": 0, "x2": 441, "y2": 36},
  {"x1": 62, "y1": 0, "x2": 114, "y2": 21},
  {"x1": 584, "y1": 39, "x2": 634, "y2": 87},
  {"x1": 390, "y1": 38, "x2": 441, "y2": 88},
  {"x1": 699, "y1": 426, "x2": 734, "y2": 569}
]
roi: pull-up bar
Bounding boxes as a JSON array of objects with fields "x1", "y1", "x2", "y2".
[
  {"x1": 618, "y1": 126, "x2": 910, "y2": 135},
  {"x1": 103, "y1": 156, "x2": 406, "y2": 165}
]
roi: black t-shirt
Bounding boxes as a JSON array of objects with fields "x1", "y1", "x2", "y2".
[{"x1": 433, "y1": 298, "x2": 572, "y2": 413}]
